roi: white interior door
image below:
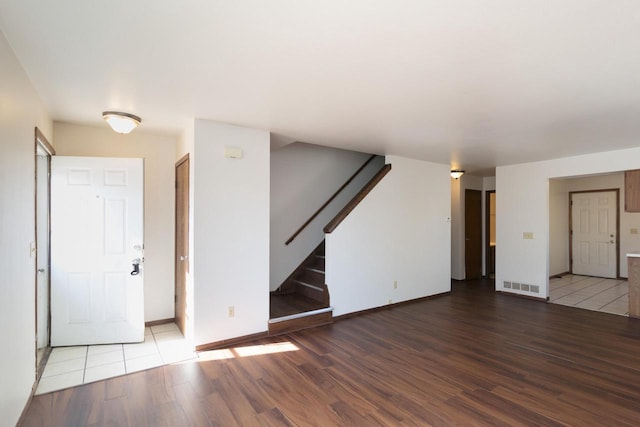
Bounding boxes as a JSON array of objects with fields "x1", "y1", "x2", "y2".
[
  {"x1": 571, "y1": 191, "x2": 617, "y2": 278},
  {"x1": 51, "y1": 156, "x2": 144, "y2": 346}
]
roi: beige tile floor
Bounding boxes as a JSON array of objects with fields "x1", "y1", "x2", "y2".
[
  {"x1": 549, "y1": 274, "x2": 628, "y2": 316},
  {"x1": 36, "y1": 323, "x2": 196, "y2": 395}
]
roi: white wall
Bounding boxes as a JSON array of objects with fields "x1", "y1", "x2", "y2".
[
  {"x1": 549, "y1": 172, "x2": 640, "y2": 278},
  {"x1": 53, "y1": 123, "x2": 177, "y2": 321},
  {"x1": 326, "y1": 156, "x2": 451, "y2": 316},
  {"x1": 192, "y1": 120, "x2": 270, "y2": 346},
  {"x1": 271, "y1": 142, "x2": 383, "y2": 290},
  {"x1": 0, "y1": 30, "x2": 52, "y2": 426},
  {"x1": 497, "y1": 147, "x2": 640, "y2": 299},
  {"x1": 450, "y1": 174, "x2": 485, "y2": 280}
]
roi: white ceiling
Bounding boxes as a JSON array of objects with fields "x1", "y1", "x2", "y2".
[{"x1": 2, "y1": 1, "x2": 640, "y2": 174}]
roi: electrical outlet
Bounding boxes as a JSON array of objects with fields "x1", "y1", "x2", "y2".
[
  {"x1": 523, "y1": 232, "x2": 534, "y2": 240},
  {"x1": 388, "y1": 299, "x2": 392, "y2": 304},
  {"x1": 632, "y1": 228, "x2": 639, "y2": 235},
  {"x1": 228, "y1": 306, "x2": 235, "y2": 318},
  {"x1": 393, "y1": 280, "x2": 398, "y2": 289}
]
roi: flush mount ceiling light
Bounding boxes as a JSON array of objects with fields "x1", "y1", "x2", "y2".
[
  {"x1": 102, "y1": 111, "x2": 141, "y2": 134},
  {"x1": 450, "y1": 169, "x2": 465, "y2": 179}
]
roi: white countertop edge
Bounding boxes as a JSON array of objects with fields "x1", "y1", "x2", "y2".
[{"x1": 627, "y1": 253, "x2": 640, "y2": 258}]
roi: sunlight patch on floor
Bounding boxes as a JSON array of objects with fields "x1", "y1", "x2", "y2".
[{"x1": 198, "y1": 341, "x2": 299, "y2": 361}]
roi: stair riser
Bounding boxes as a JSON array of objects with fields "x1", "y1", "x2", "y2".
[
  {"x1": 298, "y1": 283, "x2": 326, "y2": 303},
  {"x1": 268, "y1": 311, "x2": 332, "y2": 335},
  {"x1": 311, "y1": 257, "x2": 325, "y2": 271},
  {"x1": 300, "y1": 269, "x2": 325, "y2": 286}
]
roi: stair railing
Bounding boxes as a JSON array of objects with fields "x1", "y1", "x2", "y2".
[
  {"x1": 324, "y1": 163, "x2": 392, "y2": 234},
  {"x1": 285, "y1": 154, "x2": 377, "y2": 245}
]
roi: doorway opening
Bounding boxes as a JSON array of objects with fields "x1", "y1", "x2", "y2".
[
  {"x1": 549, "y1": 175, "x2": 627, "y2": 317},
  {"x1": 174, "y1": 154, "x2": 190, "y2": 337},
  {"x1": 34, "y1": 128, "x2": 55, "y2": 378},
  {"x1": 485, "y1": 191, "x2": 496, "y2": 279},
  {"x1": 569, "y1": 190, "x2": 619, "y2": 279},
  {"x1": 465, "y1": 189, "x2": 482, "y2": 280}
]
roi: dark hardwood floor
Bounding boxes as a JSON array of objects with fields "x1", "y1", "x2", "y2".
[{"x1": 21, "y1": 279, "x2": 640, "y2": 426}]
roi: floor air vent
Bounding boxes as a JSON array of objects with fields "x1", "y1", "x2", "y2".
[{"x1": 503, "y1": 281, "x2": 539, "y2": 295}]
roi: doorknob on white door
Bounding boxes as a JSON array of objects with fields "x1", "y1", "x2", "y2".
[
  {"x1": 130, "y1": 258, "x2": 141, "y2": 276},
  {"x1": 38, "y1": 268, "x2": 45, "y2": 273}
]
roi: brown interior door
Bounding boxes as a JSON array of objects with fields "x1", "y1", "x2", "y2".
[
  {"x1": 175, "y1": 155, "x2": 189, "y2": 335},
  {"x1": 465, "y1": 189, "x2": 483, "y2": 280}
]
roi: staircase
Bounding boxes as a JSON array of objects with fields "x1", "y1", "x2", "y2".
[
  {"x1": 268, "y1": 159, "x2": 392, "y2": 335},
  {"x1": 269, "y1": 242, "x2": 332, "y2": 334},
  {"x1": 291, "y1": 241, "x2": 329, "y2": 304}
]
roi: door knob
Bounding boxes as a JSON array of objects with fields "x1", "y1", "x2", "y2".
[
  {"x1": 131, "y1": 258, "x2": 141, "y2": 276},
  {"x1": 180, "y1": 255, "x2": 188, "y2": 261},
  {"x1": 38, "y1": 268, "x2": 45, "y2": 273}
]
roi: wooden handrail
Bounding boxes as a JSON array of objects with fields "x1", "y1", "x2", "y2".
[
  {"x1": 285, "y1": 154, "x2": 377, "y2": 245},
  {"x1": 324, "y1": 163, "x2": 392, "y2": 234}
]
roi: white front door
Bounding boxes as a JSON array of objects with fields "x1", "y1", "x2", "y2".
[
  {"x1": 51, "y1": 156, "x2": 144, "y2": 346},
  {"x1": 571, "y1": 191, "x2": 617, "y2": 278}
]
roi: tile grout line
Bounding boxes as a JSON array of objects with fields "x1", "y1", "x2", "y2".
[
  {"x1": 81, "y1": 346, "x2": 88, "y2": 384},
  {"x1": 549, "y1": 276, "x2": 599, "y2": 291},
  {"x1": 550, "y1": 275, "x2": 629, "y2": 317},
  {"x1": 41, "y1": 324, "x2": 193, "y2": 393},
  {"x1": 568, "y1": 280, "x2": 626, "y2": 306},
  {"x1": 552, "y1": 279, "x2": 622, "y2": 305},
  {"x1": 122, "y1": 344, "x2": 128, "y2": 375},
  {"x1": 151, "y1": 328, "x2": 165, "y2": 364},
  {"x1": 597, "y1": 292, "x2": 629, "y2": 311}
]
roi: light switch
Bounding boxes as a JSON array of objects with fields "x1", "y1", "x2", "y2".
[
  {"x1": 631, "y1": 228, "x2": 639, "y2": 235},
  {"x1": 224, "y1": 146, "x2": 243, "y2": 159},
  {"x1": 523, "y1": 232, "x2": 534, "y2": 240}
]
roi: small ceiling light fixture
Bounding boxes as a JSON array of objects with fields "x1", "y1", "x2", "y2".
[
  {"x1": 450, "y1": 169, "x2": 465, "y2": 179},
  {"x1": 102, "y1": 111, "x2": 141, "y2": 134}
]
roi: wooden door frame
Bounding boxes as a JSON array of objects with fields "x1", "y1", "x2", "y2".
[
  {"x1": 465, "y1": 189, "x2": 483, "y2": 280},
  {"x1": 485, "y1": 190, "x2": 496, "y2": 277},
  {"x1": 34, "y1": 127, "x2": 55, "y2": 378},
  {"x1": 174, "y1": 154, "x2": 190, "y2": 335},
  {"x1": 568, "y1": 189, "x2": 620, "y2": 279}
]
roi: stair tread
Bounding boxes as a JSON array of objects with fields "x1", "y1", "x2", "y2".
[
  {"x1": 294, "y1": 280, "x2": 323, "y2": 290},
  {"x1": 305, "y1": 267, "x2": 325, "y2": 274}
]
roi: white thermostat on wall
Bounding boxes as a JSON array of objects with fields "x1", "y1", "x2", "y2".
[{"x1": 224, "y1": 146, "x2": 243, "y2": 159}]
